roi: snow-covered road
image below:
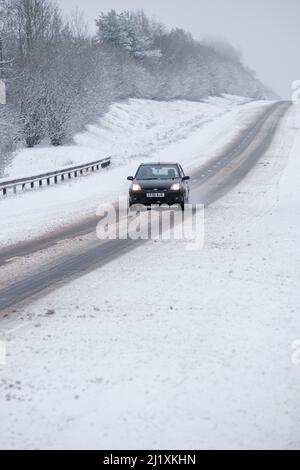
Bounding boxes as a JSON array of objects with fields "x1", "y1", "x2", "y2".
[
  {"x1": 0, "y1": 99, "x2": 299, "y2": 450},
  {"x1": 0, "y1": 101, "x2": 288, "y2": 311},
  {"x1": 0, "y1": 96, "x2": 271, "y2": 248}
]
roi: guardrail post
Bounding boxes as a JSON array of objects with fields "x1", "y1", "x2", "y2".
[
  {"x1": 54, "y1": 176, "x2": 58, "y2": 184},
  {"x1": 31, "y1": 182, "x2": 34, "y2": 189},
  {"x1": 47, "y1": 178, "x2": 50, "y2": 186}
]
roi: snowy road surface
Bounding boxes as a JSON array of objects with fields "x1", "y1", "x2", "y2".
[
  {"x1": 0, "y1": 101, "x2": 289, "y2": 310},
  {"x1": 0, "y1": 96, "x2": 272, "y2": 248},
  {"x1": 0, "y1": 99, "x2": 299, "y2": 450}
]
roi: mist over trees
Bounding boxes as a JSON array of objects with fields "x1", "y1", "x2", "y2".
[{"x1": 0, "y1": 0, "x2": 276, "y2": 164}]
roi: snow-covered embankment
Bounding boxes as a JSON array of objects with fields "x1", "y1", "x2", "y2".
[{"x1": 0, "y1": 95, "x2": 273, "y2": 247}]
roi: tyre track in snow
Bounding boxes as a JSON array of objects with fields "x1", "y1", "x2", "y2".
[{"x1": 0, "y1": 101, "x2": 291, "y2": 313}]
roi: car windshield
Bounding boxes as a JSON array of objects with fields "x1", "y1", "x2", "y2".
[{"x1": 136, "y1": 164, "x2": 180, "y2": 180}]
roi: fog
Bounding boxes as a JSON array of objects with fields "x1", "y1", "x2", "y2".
[{"x1": 59, "y1": 0, "x2": 300, "y2": 99}]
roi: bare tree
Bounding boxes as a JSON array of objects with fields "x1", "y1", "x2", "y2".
[
  {"x1": 0, "y1": 4, "x2": 277, "y2": 156},
  {"x1": 68, "y1": 7, "x2": 89, "y2": 43}
]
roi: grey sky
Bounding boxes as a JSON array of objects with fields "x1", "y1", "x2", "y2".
[{"x1": 59, "y1": 0, "x2": 300, "y2": 99}]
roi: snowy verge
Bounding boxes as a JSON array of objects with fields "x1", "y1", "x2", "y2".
[
  {"x1": 0, "y1": 95, "x2": 273, "y2": 248},
  {"x1": 0, "y1": 105, "x2": 298, "y2": 450},
  {"x1": 3, "y1": 95, "x2": 251, "y2": 179}
]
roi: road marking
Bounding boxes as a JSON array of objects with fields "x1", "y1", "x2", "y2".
[
  {"x1": 5, "y1": 256, "x2": 23, "y2": 264},
  {"x1": 55, "y1": 239, "x2": 72, "y2": 245}
]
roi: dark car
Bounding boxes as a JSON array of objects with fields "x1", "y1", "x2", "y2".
[{"x1": 127, "y1": 163, "x2": 190, "y2": 210}]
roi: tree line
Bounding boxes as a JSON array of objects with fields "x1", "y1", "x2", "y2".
[{"x1": 0, "y1": 0, "x2": 276, "y2": 164}]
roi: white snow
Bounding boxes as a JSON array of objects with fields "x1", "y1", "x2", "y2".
[
  {"x1": 0, "y1": 95, "x2": 272, "y2": 248},
  {"x1": 0, "y1": 103, "x2": 299, "y2": 450},
  {"x1": 4, "y1": 95, "x2": 250, "y2": 179}
]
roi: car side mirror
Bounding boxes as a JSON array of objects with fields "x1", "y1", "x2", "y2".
[
  {"x1": 127, "y1": 176, "x2": 134, "y2": 181},
  {"x1": 182, "y1": 176, "x2": 190, "y2": 181}
]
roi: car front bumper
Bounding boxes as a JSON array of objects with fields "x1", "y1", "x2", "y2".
[{"x1": 129, "y1": 191, "x2": 185, "y2": 207}]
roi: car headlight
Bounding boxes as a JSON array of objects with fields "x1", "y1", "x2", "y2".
[
  {"x1": 170, "y1": 183, "x2": 181, "y2": 191},
  {"x1": 132, "y1": 183, "x2": 142, "y2": 192}
]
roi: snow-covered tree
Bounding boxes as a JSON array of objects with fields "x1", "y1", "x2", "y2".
[
  {"x1": 0, "y1": 3, "x2": 277, "y2": 162},
  {"x1": 96, "y1": 9, "x2": 154, "y2": 60}
]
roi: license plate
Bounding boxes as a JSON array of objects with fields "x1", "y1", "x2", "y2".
[{"x1": 147, "y1": 193, "x2": 165, "y2": 198}]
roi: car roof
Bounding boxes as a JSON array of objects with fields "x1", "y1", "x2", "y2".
[{"x1": 139, "y1": 162, "x2": 179, "y2": 166}]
